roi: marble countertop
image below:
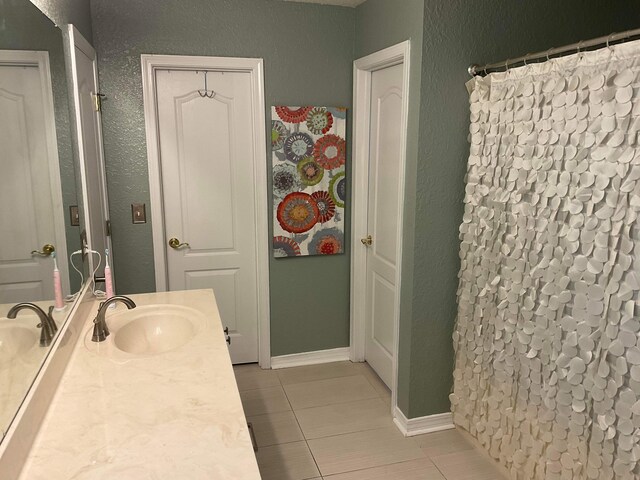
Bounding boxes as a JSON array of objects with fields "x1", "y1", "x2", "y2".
[{"x1": 18, "y1": 289, "x2": 261, "y2": 479}]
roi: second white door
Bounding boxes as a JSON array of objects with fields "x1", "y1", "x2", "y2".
[
  {"x1": 364, "y1": 63, "x2": 404, "y2": 388},
  {"x1": 155, "y1": 69, "x2": 259, "y2": 364},
  {"x1": 0, "y1": 53, "x2": 69, "y2": 303}
]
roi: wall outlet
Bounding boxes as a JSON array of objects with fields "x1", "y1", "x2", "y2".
[{"x1": 80, "y1": 229, "x2": 88, "y2": 260}]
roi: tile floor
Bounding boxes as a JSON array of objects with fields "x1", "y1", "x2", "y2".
[{"x1": 234, "y1": 361, "x2": 509, "y2": 480}]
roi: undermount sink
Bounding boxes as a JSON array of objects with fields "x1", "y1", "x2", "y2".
[
  {"x1": 0, "y1": 323, "x2": 39, "y2": 368},
  {"x1": 105, "y1": 305, "x2": 201, "y2": 356}
]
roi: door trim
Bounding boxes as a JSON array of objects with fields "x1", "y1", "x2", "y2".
[
  {"x1": 350, "y1": 41, "x2": 410, "y2": 413},
  {"x1": 0, "y1": 49, "x2": 70, "y2": 294},
  {"x1": 67, "y1": 25, "x2": 113, "y2": 282},
  {"x1": 141, "y1": 54, "x2": 271, "y2": 368}
]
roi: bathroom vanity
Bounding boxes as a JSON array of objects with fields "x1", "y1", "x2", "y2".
[{"x1": 16, "y1": 289, "x2": 260, "y2": 479}]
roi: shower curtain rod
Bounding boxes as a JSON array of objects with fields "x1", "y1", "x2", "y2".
[{"x1": 468, "y1": 27, "x2": 640, "y2": 77}]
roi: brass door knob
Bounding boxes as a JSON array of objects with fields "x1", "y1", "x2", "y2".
[
  {"x1": 31, "y1": 244, "x2": 55, "y2": 256},
  {"x1": 361, "y1": 235, "x2": 372, "y2": 246},
  {"x1": 168, "y1": 237, "x2": 190, "y2": 250}
]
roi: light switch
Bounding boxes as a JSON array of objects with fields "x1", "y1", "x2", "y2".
[
  {"x1": 131, "y1": 203, "x2": 146, "y2": 224},
  {"x1": 69, "y1": 205, "x2": 80, "y2": 226}
]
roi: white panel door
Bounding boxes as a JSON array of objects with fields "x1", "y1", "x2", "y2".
[
  {"x1": 0, "y1": 59, "x2": 66, "y2": 303},
  {"x1": 68, "y1": 26, "x2": 112, "y2": 280},
  {"x1": 156, "y1": 69, "x2": 259, "y2": 363},
  {"x1": 364, "y1": 63, "x2": 404, "y2": 387}
]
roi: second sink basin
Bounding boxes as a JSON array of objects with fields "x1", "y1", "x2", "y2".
[
  {"x1": 107, "y1": 305, "x2": 202, "y2": 356},
  {"x1": 0, "y1": 322, "x2": 39, "y2": 368}
]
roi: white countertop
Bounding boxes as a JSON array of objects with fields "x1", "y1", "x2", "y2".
[{"x1": 18, "y1": 289, "x2": 261, "y2": 479}]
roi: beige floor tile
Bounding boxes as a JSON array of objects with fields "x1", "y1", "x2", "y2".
[
  {"x1": 296, "y1": 397, "x2": 393, "y2": 439},
  {"x1": 324, "y1": 457, "x2": 445, "y2": 479},
  {"x1": 358, "y1": 364, "x2": 392, "y2": 402},
  {"x1": 246, "y1": 410, "x2": 304, "y2": 447},
  {"x1": 256, "y1": 441, "x2": 320, "y2": 480},
  {"x1": 234, "y1": 363, "x2": 281, "y2": 391},
  {"x1": 432, "y1": 449, "x2": 508, "y2": 480},
  {"x1": 284, "y1": 375, "x2": 379, "y2": 410},
  {"x1": 308, "y1": 426, "x2": 425, "y2": 476},
  {"x1": 240, "y1": 386, "x2": 291, "y2": 416},
  {"x1": 413, "y1": 428, "x2": 475, "y2": 458},
  {"x1": 277, "y1": 361, "x2": 365, "y2": 385}
]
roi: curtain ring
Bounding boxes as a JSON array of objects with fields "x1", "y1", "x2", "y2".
[
  {"x1": 505, "y1": 58, "x2": 510, "y2": 73},
  {"x1": 546, "y1": 48, "x2": 553, "y2": 62},
  {"x1": 523, "y1": 54, "x2": 530, "y2": 66},
  {"x1": 606, "y1": 33, "x2": 616, "y2": 50},
  {"x1": 576, "y1": 40, "x2": 584, "y2": 55}
]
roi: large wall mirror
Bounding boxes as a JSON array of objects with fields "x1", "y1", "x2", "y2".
[{"x1": 0, "y1": 0, "x2": 87, "y2": 441}]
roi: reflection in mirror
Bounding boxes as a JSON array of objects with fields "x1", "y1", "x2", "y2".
[{"x1": 0, "y1": 0, "x2": 84, "y2": 440}]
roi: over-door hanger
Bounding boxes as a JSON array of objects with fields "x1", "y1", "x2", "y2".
[{"x1": 197, "y1": 70, "x2": 216, "y2": 99}]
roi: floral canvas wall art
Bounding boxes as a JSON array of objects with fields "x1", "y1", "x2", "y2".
[{"x1": 271, "y1": 106, "x2": 347, "y2": 258}]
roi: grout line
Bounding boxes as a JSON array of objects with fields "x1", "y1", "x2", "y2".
[{"x1": 280, "y1": 381, "x2": 324, "y2": 477}]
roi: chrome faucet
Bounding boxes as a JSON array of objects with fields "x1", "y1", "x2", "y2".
[
  {"x1": 7, "y1": 303, "x2": 58, "y2": 347},
  {"x1": 91, "y1": 295, "x2": 136, "y2": 342}
]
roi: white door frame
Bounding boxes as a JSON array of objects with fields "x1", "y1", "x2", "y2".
[
  {"x1": 141, "y1": 54, "x2": 271, "y2": 368},
  {"x1": 67, "y1": 25, "x2": 113, "y2": 281},
  {"x1": 350, "y1": 41, "x2": 410, "y2": 413},
  {"x1": 0, "y1": 49, "x2": 70, "y2": 294}
]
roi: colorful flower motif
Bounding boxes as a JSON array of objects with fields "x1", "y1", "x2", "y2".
[
  {"x1": 275, "y1": 106, "x2": 312, "y2": 124},
  {"x1": 297, "y1": 157, "x2": 324, "y2": 186},
  {"x1": 273, "y1": 163, "x2": 301, "y2": 200},
  {"x1": 308, "y1": 227, "x2": 344, "y2": 255},
  {"x1": 277, "y1": 192, "x2": 319, "y2": 234},
  {"x1": 329, "y1": 171, "x2": 346, "y2": 208},
  {"x1": 284, "y1": 132, "x2": 315, "y2": 164},
  {"x1": 306, "y1": 107, "x2": 334, "y2": 135},
  {"x1": 311, "y1": 191, "x2": 336, "y2": 223},
  {"x1": 273, "y1": 236, "x2": 301, "y2": 258},
  {"x1": 313, "y1": 134, "x2": 346, "y2": 170},
  {"x1": 271, "y1": 120, "x2": 289, "y2": 151}
]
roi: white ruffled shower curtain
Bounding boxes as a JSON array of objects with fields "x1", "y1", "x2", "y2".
[{"x1": 452, "y1": 40, "x2": 640, "y2": 480}]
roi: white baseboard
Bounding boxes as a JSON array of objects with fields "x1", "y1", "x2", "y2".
[
  {"x1": 393, "y1": 406, "x2": 454, "y2": 437},
  {"x1": 270, "y1": 347, "x2": 350, "y2": 369}
]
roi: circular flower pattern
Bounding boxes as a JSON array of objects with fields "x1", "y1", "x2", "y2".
[
  {"x1": 284, "y1": 132, "x2": 315, "y2": 164},
  {"x1": 275, "y1": 106, "x2": 312, "y2": 124},
  {"x1": 313, "y1": 134, "x2": 346, "y2": 170},
  {"x1": 306, "y1": 107, "x2": 334, "y2": 135},
  {"x1": 308, "y1": 228, "x2": 343, "y2": 255},
  {"x1": 273, "y1": 236, "x2": 301, "y2": 257},
  {"x1": 277, "y1": 192, "x2": 319, "y2": 234},
  {"x1": 273, "y1": 163, "x2": 301, "y2": 200},
  {"x1": 329, "y1": 171, "x2": 346, "y2": 208},
  {"x1": 271, "y1": 120, "x2": 289, "y2": 151},
  {"x1": 297, "y1": 157, "x2": 324, "y2": 186},
  {"x1": 311, "y1": 191, "x2": 336, "y2": 223}
]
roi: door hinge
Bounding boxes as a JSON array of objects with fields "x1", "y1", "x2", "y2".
[
  {"x1": 106, "y1": 220, "x2": 112, "y2": 236},
  {"x1": 93, "y1": 93, "x2": 106, "y2": 112}
]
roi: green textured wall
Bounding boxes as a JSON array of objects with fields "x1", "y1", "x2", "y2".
[
  {"x1": 30, "y1": 0, "x2": 92, "y2": 40},
  {"x1": 354, "y1": 0, "x2": 424, "y2": 417},
  {"x1": 90, "y1": 0, "x2": 355, "y2": 356},
  {"x1": 407, "y1": 0, "x2": 640, "y2": 418}
]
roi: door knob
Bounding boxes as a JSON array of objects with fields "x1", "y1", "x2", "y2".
[
  {"x1": 168, "y1": 237, "x2": 190, "y2": 250},
  {"x1": 31, "y1": 244, "x2": 55, "y2": 256},
  {"x1": 360, "y1": 235, "x2": 372, "y2": 246}
]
